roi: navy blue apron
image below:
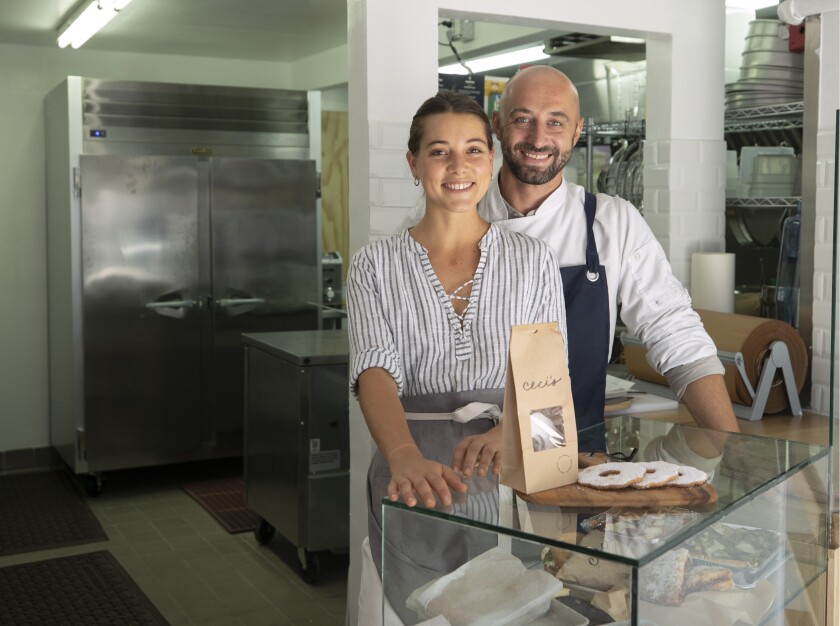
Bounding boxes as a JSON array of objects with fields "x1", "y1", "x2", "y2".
[{"x1": 560, "y1": 192, "x2": 610, "y2": 444}]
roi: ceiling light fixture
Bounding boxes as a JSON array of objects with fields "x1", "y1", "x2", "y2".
[
  {"x1": 57, "y1": 0, "x2": 133, "y2": 49},
  {"x1": 609, "y1": 36, "x2": 645, "y2": 45},
  {"x1": 439, "y1": 44, "x2": 549, "y2": 76}
]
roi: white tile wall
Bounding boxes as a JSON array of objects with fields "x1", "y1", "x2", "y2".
[
  {"x1": 644, "y1": 139, "x2": 727, "y2": 285},
  {"x1": 370, "y1": 205, "x2": 414, "y2": 238},
  {"x1": 367, "y1": 120, "x2": 423, "y2": 238},
  {"x1": 810, "y1": 10, "x2": 839, "y2": 416},
  {"x1": 378, "y1": 179, "x2": 421, "y2": 209},
  {"x1": 369, "y1": 150, "x2": 409, "y2": 178},
  {"x1": 810, "y1": 141, "x2": 838, "y2": 415}
]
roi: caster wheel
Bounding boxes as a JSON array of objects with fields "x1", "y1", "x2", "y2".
[
  {"x1": 299, "y1": 548, "x2": 321, "y2": 584},
  {"x1": 83, "y1": 473, "x2": 104, "y2": 497},
  {"x1": 254, "y1": 518, "x2": 275, "y2": 545}
]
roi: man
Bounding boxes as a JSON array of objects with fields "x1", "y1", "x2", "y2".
[{"x1": 478, "y1": 65, "x2": 739, "y2": 433}]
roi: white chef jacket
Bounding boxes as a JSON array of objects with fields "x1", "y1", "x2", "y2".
[{"x1": 478, "y1": 177, "x2": 718, "y2": 377}]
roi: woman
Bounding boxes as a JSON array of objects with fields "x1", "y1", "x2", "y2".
[{"x1": 347, "y1": 92, "x2": 567, "y2": 622}]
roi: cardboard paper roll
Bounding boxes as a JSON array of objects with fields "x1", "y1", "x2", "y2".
[{"x1": 624, "y1": 309, "x2": 807, "y2": 414}]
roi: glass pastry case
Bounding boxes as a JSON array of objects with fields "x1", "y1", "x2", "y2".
[{"x1": 380, "y1": 415, "x2": 830, "y2": 625}]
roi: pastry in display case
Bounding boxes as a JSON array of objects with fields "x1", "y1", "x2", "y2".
[{"x1": 380, "y1": 416, "x2": 829, "y2": 625}]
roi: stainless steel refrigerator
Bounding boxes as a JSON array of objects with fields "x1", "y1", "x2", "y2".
[{"x1": 45, "y1": 78, "x2": 321, "y2": 490}]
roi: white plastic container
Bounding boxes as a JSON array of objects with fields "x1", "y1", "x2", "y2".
[{"x1": 739, "y1": 146, "x2": 795, "y2": 185}]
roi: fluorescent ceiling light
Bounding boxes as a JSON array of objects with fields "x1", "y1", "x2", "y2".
[
  {"x1": 724, "y1": 0, "x2": 777, "y2": 9},
  {"x1": 439, "y1": 45, "x2": 549, "y2": 76},
  {"x1": 609, "y1": 36, "x2": 645, "y2": 45},
  {"x1": 57, "y1": 0, "x2": 133, "y2": 49}
]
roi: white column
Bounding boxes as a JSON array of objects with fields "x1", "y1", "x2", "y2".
[{"x1": 346, "y1": 3, "x2": 437, "y2": 622}]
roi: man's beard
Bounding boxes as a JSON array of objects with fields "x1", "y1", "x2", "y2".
[{"x1": 502, "y1": 141, "x2": 572, "y2": 185}]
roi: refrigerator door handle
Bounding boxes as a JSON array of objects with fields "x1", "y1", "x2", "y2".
[
  {"x1": 216, "y1": 297, "x2": 266, "y2": 317},
  {"x1": 145, "y1": 294, "x2": 199, "y2": 319},
  {"x1": 217, "y1": 297, "x2": 265, "y2": 307},
  {"x1": 146, "y1": 300, "x2": 196, "y2": 309}
]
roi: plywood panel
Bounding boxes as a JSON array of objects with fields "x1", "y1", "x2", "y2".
[{"x1": 321, "y1": 111, "x2": 349, "y2": 287}]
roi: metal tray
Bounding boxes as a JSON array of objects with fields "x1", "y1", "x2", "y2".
[
  {"x1": 528, "y1": 598, "x2": 589, "y2": 625},
  {"x1": 684, "y1": 523, "x2": 788, "y2": 588}
]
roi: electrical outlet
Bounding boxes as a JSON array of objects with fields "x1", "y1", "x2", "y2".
[
  {"x1": 445, "y1": 18, "x2": 475, "y2": 43},
  {"x1": 460, "y1": 19, "x2": 475, "y2": 42}
]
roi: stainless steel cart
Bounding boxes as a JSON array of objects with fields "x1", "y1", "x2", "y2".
[{"x1": 242, "y1": 330, "x2": 349, "y2": 583}]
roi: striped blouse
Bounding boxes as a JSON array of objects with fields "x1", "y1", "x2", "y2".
[{"x1": 347, "y1": 224, "x2": 567, "y2": 397}]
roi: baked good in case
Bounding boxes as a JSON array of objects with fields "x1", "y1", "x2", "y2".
[
  {"x1": 669, "y1": 465, "x2": 708, "y2": 487},
  {"x1": 684, "y1": 565, "x2": 734, "y2": 594},
  {"x1": 685, "y1": 523, "x2": 781, "y2": 570},
  {"x1": 630, "y1": 461, "x2": 680, "y2": 489},
  {"x1": 577, "y1": 462, "x2": 647, "y2": 490},
  {"x1": 639, "y1": 548, "x2": 690, "y2": 606}
]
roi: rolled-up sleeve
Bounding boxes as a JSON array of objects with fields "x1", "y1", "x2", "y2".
[
  {"x1": 617, "y1": 207, "x2": 718, "y2": 374},
  {"x1": 346, "y1": 247, "x2": 404, "y2": 396}
]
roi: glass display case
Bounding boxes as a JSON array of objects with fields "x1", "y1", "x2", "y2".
[{"x1": 381, "y1": 416, "x2": 830, "y2": 625}]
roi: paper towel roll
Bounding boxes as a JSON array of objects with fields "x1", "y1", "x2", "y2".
[
  {"x1": 690, "y1": 253, "x2": 735, "y2": 313},
  {"x1": 624, "y1": 309, "x2": 808, "y2": 414}
]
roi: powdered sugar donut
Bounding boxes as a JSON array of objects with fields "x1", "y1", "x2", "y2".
[
  {"x1": 577, "y1": 462, "x2": 647, "y2": 490},
  {"x1": 631, "y1": 461, "x2": 680, "y2": 489},
  {"x1": 669, "y1": 465, "x2": 708, "y2": 487}
]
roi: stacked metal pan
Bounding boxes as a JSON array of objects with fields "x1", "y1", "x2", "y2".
[
  {"x1": 596, "y1": 139, "x2": 644, "y2": 212},
  {"x1": 725, "y1": 19, "x2": 804, "y2": 110}
]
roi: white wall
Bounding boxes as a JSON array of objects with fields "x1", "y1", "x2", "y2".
[
  {"x1": 321, "y1": 83, "x2": 350, "y2": 112},
  {"x1": 725, "y1": 10, "x2": 755, "y2": 84},
  {"x1": 346, "y1": 0, "x2": 727, "y2": 622},
  {"x1": 0, "y1": 41, "x2": 347, "y2": 452}
]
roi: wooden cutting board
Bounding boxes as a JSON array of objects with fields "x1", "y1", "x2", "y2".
[
  {"x1": 515, "y1": 453, "x2": 718, "y2": 508},
  {"x1": 516, "y1": 482, "x2": 718, "y2": 507}
]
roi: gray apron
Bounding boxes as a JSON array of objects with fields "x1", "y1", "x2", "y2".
[{"x1": 367, "y1": 389, "x2": 503, "y2": 623}]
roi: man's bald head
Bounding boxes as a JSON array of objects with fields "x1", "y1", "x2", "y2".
[
  {"x1": 492, "y1": 65, "x2": 583, "y2": 190},
  {"x1": 497, "y1": 66, "x2": 580, "y2": 121}
]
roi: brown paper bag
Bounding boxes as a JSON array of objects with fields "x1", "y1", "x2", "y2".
[{"x1": 500, "y1": 322, "x2": 578, "y2": 494}]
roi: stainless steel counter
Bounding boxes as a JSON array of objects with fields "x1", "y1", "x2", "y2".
[{"x1": 242, "y1": 329, "x2": 349, "y2": 583}]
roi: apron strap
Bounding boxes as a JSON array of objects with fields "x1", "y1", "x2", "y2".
[
  {"x1": 405, "y1": 402, "x2": 501, "y2": 423},
  {"x1": 400, "y1": 389, "x2": 503, "y2": 413},
  {"x1": 559, "y1": 191, "x2": 609, "y2": 434},
  {"x1": 400, "y1": 389, "x2": 503, "y2": 424},
  {"x1": 584, "y1": 192, "x2": 600, "y2": 281}
]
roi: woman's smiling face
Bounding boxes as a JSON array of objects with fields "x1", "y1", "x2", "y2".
[{"x1": 407, "y1": 112, "x2": 494, "y2": 215}]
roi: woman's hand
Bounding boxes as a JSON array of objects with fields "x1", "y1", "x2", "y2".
[
  {"x1": 388, "y1": 445, "x2": 467, "y2": 508},
  {"x1": 451, "y1": 424, "x2": 503, "y2": 478}
]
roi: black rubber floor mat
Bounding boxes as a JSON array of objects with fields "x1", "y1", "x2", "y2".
[
  {"x1": 0, "y1": 550, "x2": 169, "y2": 625},
  {"x1": 182, "y1": 477, "x2": 258, "y2": 534},
  {"x1": 0, "y1": 471, "x2": 107, "y2": 556}
]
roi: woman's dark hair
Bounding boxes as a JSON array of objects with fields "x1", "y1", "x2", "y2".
[{"x1": 407, "y1": 91, "x2": 493, "y2": 155}]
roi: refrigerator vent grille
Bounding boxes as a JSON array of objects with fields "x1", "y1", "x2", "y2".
[{"x1": 80, "y1": 78, "x2": 311, "y2": 158}]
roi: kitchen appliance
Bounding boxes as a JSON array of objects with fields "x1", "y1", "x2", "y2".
[
  {"x1": 243, "y1": 330, "x2": 349, "y2": 583},
  {"x1": 45, "y1": 77, "x2": 322, "y2": 490},
  {"x1": 320, "y1": 251, "x2": 345, "y2": 329}
]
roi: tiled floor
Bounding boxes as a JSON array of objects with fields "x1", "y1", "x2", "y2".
[{"x1": 0, "y1": 462, "x2": 348, "y2": 625}]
